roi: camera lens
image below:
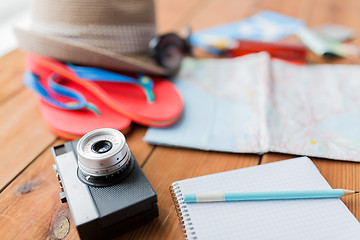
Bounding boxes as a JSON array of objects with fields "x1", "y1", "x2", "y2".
[
  {"x1": 92, "y1": 140, "x2": 112, "y2": 154},
  {"x1": 76, "y1": 128, "x2": 134, "y2": 186}
]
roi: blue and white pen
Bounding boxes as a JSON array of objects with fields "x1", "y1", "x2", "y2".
[{"x1": 184, "y1": 189, "x2": 358, "y2": 203}]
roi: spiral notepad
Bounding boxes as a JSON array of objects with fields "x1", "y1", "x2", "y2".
[{"x1": 170, "y1": 157, "x2": 360, "y2": 240}]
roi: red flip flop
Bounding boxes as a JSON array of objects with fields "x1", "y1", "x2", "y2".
[
  {"x1": 26, "y1": 63, "x2": 132, "y2": 138},
  {"x1": 27, "y1": 54, "x2": 183, "y2": 127},
  {"x1": 40, "y1": 109, "x2": 131, "y2": 140},
  {"x1": 44, "y1": 118, "x2": 131, "y2": 140}
]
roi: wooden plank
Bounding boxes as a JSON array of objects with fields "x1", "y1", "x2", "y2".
[
  {"x1": 255, "y1": 0, "x2": 312, "y2": 19},
  {"x1": 0, "y1": 139, "x2": 81, "y2": 240},
  {"x1": 184, "y1": 0, "x2": 257, "y2": 32},
  {"x1": 121, "y1": 148, "x2": 260, "y2": 240},
  {"x1": 261, "y1": 153, "x2": 360, "y2": 221},
  {"x1": 125, "y1": 125, "x2": 155, "y2": 166},
  {"x1": 305, "y1": 0, "x2": 360, "y2": 29},
  {"x1": 0, "y1": 88, "x2": 56, "y2": 191},
  {"x1": 181, "y1": 0, "x2": 313, "y2": 32},
  {"x1": 155, "y1": 0, "x2": 207, "y2": 33},
  {"x1": 0, "y1": 50, "x2": 26, "y2": 103}
]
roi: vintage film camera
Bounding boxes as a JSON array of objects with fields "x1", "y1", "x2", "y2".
[{"x1": 52, "y1": 128, "x2": 159, "y2": 239}]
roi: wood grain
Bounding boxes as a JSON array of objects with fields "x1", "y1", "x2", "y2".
[
  {"x1": 255, "y1": 0, "x2": 313, "y2": 19},
  {"x1": 0, "y1": 50, "x2": 26, "y2": 104},
  {"x1": 125, "y1": 125, "x2": 154, "y2": 166},
  {"x1": 262, "y1": 153, "x2": 360, "y2": 221},
  {"x1": 0, "y1": 88, "x2": 56, "y2": 191},
  {"x1": 0, "y1": 140, "x2": 81, "y2": 240},
  {"x1": 155, "y1": 0, "x2": 207, "y2": 33},
  {"x1": 187, "y1": 0, "x2": 257, "y2": 32}
]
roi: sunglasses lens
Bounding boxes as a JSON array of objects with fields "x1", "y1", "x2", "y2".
[
  {"x1": 150, "y1": 34, "x2": 188, "y2": 71},
  {"x1": 158, "y1": 43, "x2": 184, "y2": 70}
]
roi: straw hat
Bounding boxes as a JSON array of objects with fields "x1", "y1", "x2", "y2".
[{"x1": 15, "y1": 0, "x2": 171, "y2": 76}]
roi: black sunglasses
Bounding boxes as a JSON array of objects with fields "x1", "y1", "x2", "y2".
[{"x1": 149, "y1": 30, "x2": 192, "y2": 73}]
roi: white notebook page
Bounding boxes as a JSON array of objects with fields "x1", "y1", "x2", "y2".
[{"x1": 172, "y1": 157, "x2": 360, "y2": 239}]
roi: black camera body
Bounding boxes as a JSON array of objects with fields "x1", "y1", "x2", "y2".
[{"x1": 52, "y1": 129, "x2": 158, "y2": 240}]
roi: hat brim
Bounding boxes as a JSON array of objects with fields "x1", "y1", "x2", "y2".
[{"x1": 14, "y1": 27, "x2": 173, "y2": 76}]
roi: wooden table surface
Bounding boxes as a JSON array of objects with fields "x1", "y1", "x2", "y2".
[{"x1": 1, "y1": 0, "x2": 360, "y2": 239}]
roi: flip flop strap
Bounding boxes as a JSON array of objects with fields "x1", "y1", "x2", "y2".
[
  {"x1": 23, "y1": 71, "x2": 100, "y2": 115},
  {"x1": 67, "y1": 64, "x2": 155, "y2": 103}
]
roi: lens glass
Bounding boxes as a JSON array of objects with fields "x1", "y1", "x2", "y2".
[
  {"x1": 160, "y1": 45, "x2": 183, "y2": 69},
  {"x1": 153, "y1": 34, "x2": 186, "y2": 70},
  {"x1": 91, "y1": 140, "x2": 112, "y2": 154}
]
